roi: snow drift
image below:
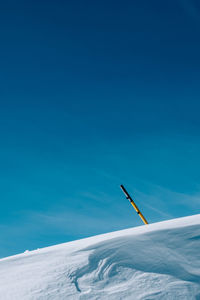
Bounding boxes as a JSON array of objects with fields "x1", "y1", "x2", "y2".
[{"x1": 0, "y1": 215, "x2": 200, "y2": 299}]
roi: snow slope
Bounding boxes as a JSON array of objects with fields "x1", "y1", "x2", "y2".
[{"x1": 0, "y1": 215, "x2": 200, "y2": 300}]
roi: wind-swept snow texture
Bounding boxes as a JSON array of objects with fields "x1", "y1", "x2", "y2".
[{"x1": 1, "y1": 215, "x2": 200, "y2": 300}]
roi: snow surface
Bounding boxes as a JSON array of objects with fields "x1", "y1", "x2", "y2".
[{"x1": 0, "y1": 215, "x2": 200, "y2": 300}]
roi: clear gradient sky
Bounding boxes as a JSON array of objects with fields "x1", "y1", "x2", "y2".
[{"x1": 0, "y1": 0, "x2": 200, "y2": 258}]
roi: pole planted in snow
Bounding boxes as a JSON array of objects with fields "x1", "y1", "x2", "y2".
[{"x1": 120, "y1": 184, "x2": 148, "y2": 225}]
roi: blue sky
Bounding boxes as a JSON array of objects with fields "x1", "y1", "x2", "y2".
[{"x1": 0, "y1": 0, "x2": 200, "y2": 257}]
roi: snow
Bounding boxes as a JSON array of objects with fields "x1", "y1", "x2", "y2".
[{"x1": 0, "y1": 214, "x2": 200, "y2": 299}]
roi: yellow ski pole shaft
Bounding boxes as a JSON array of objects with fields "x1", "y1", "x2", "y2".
[{"x1": 120, "y1": 184, "x2": 148, "y2": 225}]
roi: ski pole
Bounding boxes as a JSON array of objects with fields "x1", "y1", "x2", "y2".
[{"x1": 120, "y1": 184, "x2": 148, "y2": 225}]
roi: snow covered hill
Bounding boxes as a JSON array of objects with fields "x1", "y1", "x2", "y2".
[{"x1": 0, "y1": 215, "x2": 200, "y2": 300}]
